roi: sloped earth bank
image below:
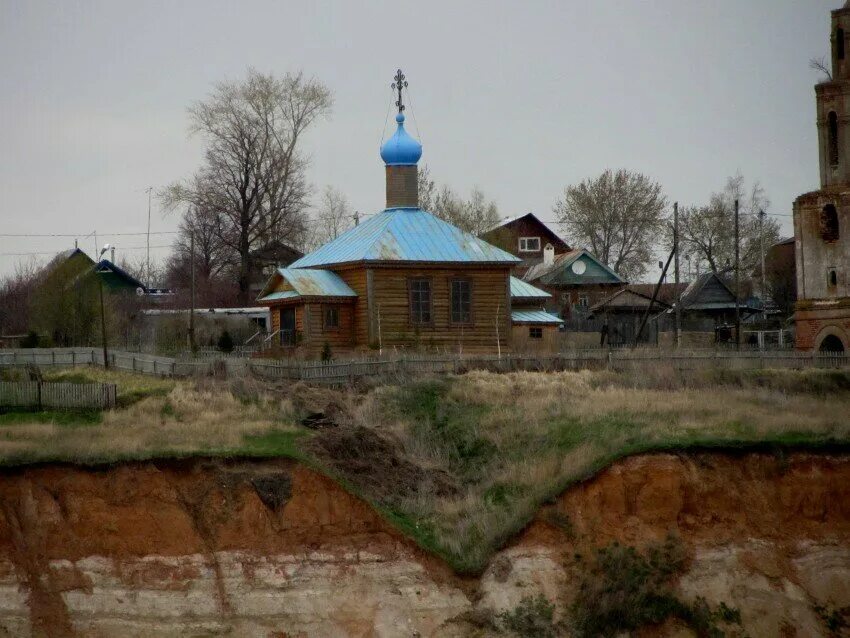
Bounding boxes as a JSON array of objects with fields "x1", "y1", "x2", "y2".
[{"x1": 0, "y1": 454, "x2": 848, "y2": 637}]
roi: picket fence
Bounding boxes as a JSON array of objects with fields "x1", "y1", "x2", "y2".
[
  {"x1": 0, "y1": 347, "x2": 847, "y2": 385},
  {"x1": 0, "y1": 381, "x2": 116, "y2": 410}
]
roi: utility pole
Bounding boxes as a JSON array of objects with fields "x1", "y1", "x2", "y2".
[
  {"x1": 758, "y1": 209, "x2": 767, "y2": 319},
  {"x1": 145, "y1": 187, "x2": 153, "y2": 288},
  {"x1": 673, "y1": 202, "x2": 681, "y2": 348},
  {"x1": 189, "y1": 232, "x2": 196, "y2": 353},
  {"x1": 734, "y1": 199, "x2": 741, "y2": 350},
  {"x1": 97, "y1": 245, "x2": 111, "y2": 369}
]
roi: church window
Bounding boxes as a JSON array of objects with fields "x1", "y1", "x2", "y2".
[
  {"x1": 409, "y1": 278, "x2": 432, "y2": 325},
  {"x1": 323, "y1": 306, "x2": 339, "y2": 330},
  {"x1": 450, "y1": 279, "x2": 472, "y2": 324},
  {"x1": 828, "y1": 269, "x2": 838, "y2": 287},
  {"x1": 821, "y1": 204, "x2": 840, "y2": 242},
  {"x1": 828, "y1": 112, "x2": 839, "y2": 167}
]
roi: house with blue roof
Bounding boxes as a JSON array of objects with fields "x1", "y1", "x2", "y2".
[{"x1": 257, "y1": 71, "x2": 562, "y2": 357}]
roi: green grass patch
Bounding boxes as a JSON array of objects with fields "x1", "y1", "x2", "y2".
[
  {"x1": 0, "y1": 409, "x2": 102, "y2": 427},
  {"x1": 240, "y1": 429, "x2": 308, "y2": 459},
  {"x1": 42, "y1": 367, "x2": 175, "y2": 406}
]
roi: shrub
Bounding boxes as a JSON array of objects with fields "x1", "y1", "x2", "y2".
[
  {"x1": 814, "y1": 603, "x2": 850, "y2": 637},
  {"x1": 217, "y1": 330, "x2": 234, "y2": 353},
  {"x1": 321, "y1": 341, "x2": 333, "y2": 362},
  {"x1": 499, "y1": 594, "x2": 559, "y2": 637},
  {"x1": 20, "y1": 330, "x2": 40, "y2": 348},
  {"x1": 570, "y1": 536, "x2": 742, "y2": 638}
]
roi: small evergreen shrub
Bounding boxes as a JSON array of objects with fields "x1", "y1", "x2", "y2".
[
  {"x1": 321, "y1": 341, "x2": 333, "y2": 362},
  {"x1": 217, "y1": 330, "x2": 234, "y2": 353},
  {"x1": 499, "y1": 594, "x2": 559, "y2": 637},
  {"x1": 20, "y1": 331, "x2": 40, "y2": 348},
  {"x1": 570, "y1": 536, "x2": 743, "y2": 638}
]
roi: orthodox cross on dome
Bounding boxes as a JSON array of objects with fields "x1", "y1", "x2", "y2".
[{"x1": 391, "y1": 69, "x2": 408, "y2": 113}]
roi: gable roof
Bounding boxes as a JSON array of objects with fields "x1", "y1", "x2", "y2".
[
  {"x1": 483, "y1": 212, "x2": 570, "y2": 249},
  {"x1": 94, "y1": 259, "x2": 147, "y2": 292},
  {"x1": 510, "y1": 276, "x2": 551, "y2": 300},
  {"x1": 289, "y1": 208, "x2": 520, "y2": 269},
  {"x1": 624, "y1": 282, "x2": 688, "y2": 306},
  {"x1": 257, "y1": 267, "x2": 357, "y2": 302},
  {"x1": 589, "y1": 287, "x2": 672, "y2": 313},
  {"x1": 678, "y1": 271, "x2": 737, "y2": 310},
  {"x1": 250, "y1": 239, "x2": 304, "y2": 264},
  {"x1": 523, "y1": 249, "x2": 625, "y2": 286}
]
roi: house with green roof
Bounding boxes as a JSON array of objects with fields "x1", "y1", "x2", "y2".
[{"x1": 522, "y1": 248, "x2": 626, "y2": 320}]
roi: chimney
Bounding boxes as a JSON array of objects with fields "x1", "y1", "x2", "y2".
[
  {"x1": 110, "y1": 246, "x2": 115, "y2": 263},
  {"x1": 543, "y1": 243, "x2": 555, "y2": 266}
]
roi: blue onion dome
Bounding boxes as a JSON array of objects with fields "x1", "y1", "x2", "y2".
[{"x1": 380, "y1": 113, "x2": 422, "y2": 166}]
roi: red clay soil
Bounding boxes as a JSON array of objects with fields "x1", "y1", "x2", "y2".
[
  {"x1": 523, "y1": 452, "x2": 850, "y2": 551},
  {"x1": 1, "y1": 453, "x2": 850, "y2": 635},
  {"x1": 0, "y1": 458, "x2": 455, "y2": 634}
]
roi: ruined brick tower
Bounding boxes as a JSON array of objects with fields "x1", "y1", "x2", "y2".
[{"x1": 793, "y1": 2, "x2": 850, "y2": 352}]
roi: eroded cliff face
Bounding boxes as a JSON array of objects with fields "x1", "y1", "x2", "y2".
[{"x1": 0, "y1": 453, "x2": 847, "y2": 637}]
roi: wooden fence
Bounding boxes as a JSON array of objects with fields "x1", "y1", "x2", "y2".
[
  {"x1": 0, "y1": 382, "x2": 116, "y2": 410},
  {"x1": 247, "y1": 350, "x2": 849, "y2": 384},
  {"x1": 1, "y1": 347, "x2": 847, "y2": 385},
  {"x1": 0, "y1": 348, "x2": 216, "y2": 377}
]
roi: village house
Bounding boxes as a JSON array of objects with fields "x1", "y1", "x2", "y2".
[
  {"x1": 793, "y1": 3, "x2": 850, "y2": 352},
  {"x1": 522, "y1": 248, "x2": 626, "y2": 320},
  {"x1": 480, "y1": 212, "x2": 571, "y2": 276},
  {"x1": 257, "y1": 72, "x2": 562, "y2": 358},
  {"x1": 589, "y1": 273, "x2": 762, "y2": 347}
]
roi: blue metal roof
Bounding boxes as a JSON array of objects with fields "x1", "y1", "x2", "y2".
[
  {"x1": 510, "y1": 276, "x2": 551, "y2": 300},
  {"x1": 258, "y1": 290, "x2": 300, "y2": 302},
  {"x1": 290, "y1": 208, "x2": 522, "y2": 268},
  {"x1": 257, "y1": 268, "x2": 357, "y2": 302},
  {"x1": 511, "y1": 309, "x2": 563, "y2": 325}
]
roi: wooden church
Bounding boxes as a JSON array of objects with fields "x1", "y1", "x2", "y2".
[{"x1": 257, "y1": 71, "x2": 562, "y2": 357}]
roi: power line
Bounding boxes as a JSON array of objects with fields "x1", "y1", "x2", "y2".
[
  {"x1": 0, "y1": 245, "x2": 173, "y2": 257},
  {"x1": 0, "y1": 231, "x2": 180, "y2": 238},
  {"x1": 0, "y1": 212, "x2": 372, "y2": 239}
]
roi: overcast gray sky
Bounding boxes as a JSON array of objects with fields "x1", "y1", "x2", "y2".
[{"x1": 0, "y1": 1, "x2": 836, "y2": 280}]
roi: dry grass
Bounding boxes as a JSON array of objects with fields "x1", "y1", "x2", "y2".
[
  {"x1": 1, "y1": 364, "x2": 848, "y2": 572},
  {"x1": 343, "y1": 368, "x2": 850, "y2": 572},
  {"x1": 0, "y1": 378, "x2": 301, "y2": 465}
]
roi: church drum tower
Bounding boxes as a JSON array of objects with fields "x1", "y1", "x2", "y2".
[{"x1": 793, "y1": 3, "x2": 850, "y2": 352}]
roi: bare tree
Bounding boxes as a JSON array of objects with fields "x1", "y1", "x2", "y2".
[
  {"x1": 162, "y1": 69, "x2": 332, "y2": 302},
  {"x1": 416, "y1": 166, "x2": 501, "y2": 235},
  {"x1": 417, "y1": 165, "x2": 438, "y2": 211},
  {"x1": 0, "y1": 258, "x2": 42, "y2": 336},
  {"x1": 306, "y1": 186, "x2": 353, "y2": 248},
  {"x1": 810, "y1": 56, "x2": 833, "y2": 81},
  {"x1": 678, "y1": 174, "x2": 780, "y2": 276},
  {"x1": 118, "y1": 254, "x2": 167, "y2": 288},
  {"x1": 553, "y1": 169, "x2": 668, "y2": 280}
]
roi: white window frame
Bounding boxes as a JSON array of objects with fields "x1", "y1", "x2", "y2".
[{"x1": 518, "y1": 237, "x2": 541, "y2": 253}]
